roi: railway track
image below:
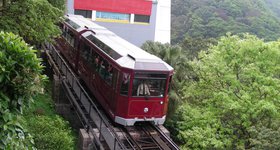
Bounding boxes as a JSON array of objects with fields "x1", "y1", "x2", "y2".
[{"x1": 120, "y1": 123, "x2": 180, "y2": 150}]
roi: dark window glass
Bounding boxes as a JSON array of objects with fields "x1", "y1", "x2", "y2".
[
  {"x1": 134, "y1": 14, "x2": 150, "y2": 23},
  {"x1": 94, "y1": 54, "x2": 101, "y2": 72},
  {"x1": 86, "y1": 35, "x2": 121, "y2": 60},
  {"x1": 58, "y1": 22, "x2": 64, "y2": 30},
  {"x1": 74, "y1": 9, "x2": 92, "y2": 18},
  {"x1": 94, "y1": 54, "x2": 112, "y2": 85},
  {"x1": 120, "y1": 73, "x2": 130, "y2": 96},
  {"x1": 62, "y1": 26, "x2": 67, "y2": 38},
  {"x1": 88, "y1": 51, "x2": 96, "y2": 69},
  {"x1": 63, "y1": 28, "x2": 75, "y2": 47},
  {"x1": 98, "y1": 58, "x2": 107, "y2": 78},
  {"x1": 65, "y1": 18, "x2": 80, "y2": 29},
  {"x1": 81, "y1": 43, "x2": 91, "y2": 62},
  {"x1": 132, "y1": 79, "x2": 166, "y2": 97},
  {"x1": 134, "y1": 73, "x2": 167, "y2": 79},
  {"x1": 132, "y1": 73, "x2": 167, "y2": 97},
  {"x1": 104, "y1": 64, "x2": 113, "y2": 85}
]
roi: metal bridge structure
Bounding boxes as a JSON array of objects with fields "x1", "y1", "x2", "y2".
[{"x1": 43, "y1": 43, "x2": 180, "y2": 150}]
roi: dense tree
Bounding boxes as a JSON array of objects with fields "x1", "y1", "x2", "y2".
[
  {"x1": 0, "y1": 0, "x2": 62, "y2": 46},
  {"x1": 171, "y1": 0, "x2": 280, "y2": 44},
  {"x1": 172, "y1": 34, "x2": 280, "y2": 149},
  {"x1": 0, "y1": 32, "x2": 45, "y2": 149},
  {"x1": 47, "y1": 0, "x2": 66, "y2": 12},
  {"x1": 180, "y1": 37, "x2": 217, "y2": 58},
  {"x1": 265, "y1": 0, "x2": 280, "y2": 18}
]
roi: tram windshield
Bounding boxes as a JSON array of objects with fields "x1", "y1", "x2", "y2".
[{"x1": 132, "y1": 73, "x2": 167, "y2": 97}]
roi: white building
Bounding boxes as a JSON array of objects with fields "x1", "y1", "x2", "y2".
[{"x1": 66, "y1": 0, "x2": 170, "y2": 47}]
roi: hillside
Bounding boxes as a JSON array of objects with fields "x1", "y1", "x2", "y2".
[
  {"x1": 265, "y1": 0, "x2": 280, "y2": 18},
  {"x1": 171, "y1": 0, "x2": 280, "y2": 43}
]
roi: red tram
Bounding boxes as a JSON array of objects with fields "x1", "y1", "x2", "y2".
[{"x1": 55, "y1": 15, "x2": 174, "y2": 126}]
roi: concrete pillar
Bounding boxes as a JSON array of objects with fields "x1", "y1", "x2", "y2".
[{"x1": 79, "y1": 129, "x2": 94, "y2": 150}]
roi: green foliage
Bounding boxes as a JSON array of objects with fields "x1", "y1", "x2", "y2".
[
  {"x1": 170, "y1": 103, "x2": 231, "y2": 149},
  {"x1": 180, "y1": 37, "x2": 217, "y2": 58},
  {"x1": 0, "y1": 32, "x2": 45, "y2": 149},
  {"x1": 265, "y1": 0, "x2": 280, "y2": 18},
  {"x1": 0, "y1": 0, "x2": 62, "y2": 46},
  {"x1": 249, "y1": 124, "x2": 280, "y2": 149},
  {"x1": 172, "y1": 0, "x2": 280, "y2": 43},
  {"x1": 0, "y1": 32, "x2": 45, "y2": 111},
  {"x1": 24, "y1": 91, "x2": 56, "y2": 117},
  {"x1": 174, "y1": 34, "x2": 280, "y2": 149},
  {"x1": 47, "y1": 0, "x2": 66, "y2": 12},
  {"x1": 0, "y1": 112, "x2": 35, "y2": 149},
  {"x1": 25, "y1": 115, "x2": 75, "y2": 150},
  {"x1": 22, "y1": 83, "x2": 76, "y2": 150}
]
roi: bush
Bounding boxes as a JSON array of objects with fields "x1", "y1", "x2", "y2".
[
  {"x1": 0, "y1": 32, "x2": 45, "y2": 149},
  {"x1": 25, "y1": 115, "x2": 75, "y2": 150}
]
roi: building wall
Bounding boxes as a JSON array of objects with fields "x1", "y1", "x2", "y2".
[
  {"x1": 66, "y1": 0, "x2": 74, "y2": 14},
  {"x1": 154, "y1": 0, "x2": 171, "y2": 44},
  {"x1": 66, "y1": 0, "x2": 170, "y2": 47}
]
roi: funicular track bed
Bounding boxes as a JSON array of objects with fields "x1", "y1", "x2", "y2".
[{"x1": 119, "y1": 123, "x2": 179, "y2": 150}]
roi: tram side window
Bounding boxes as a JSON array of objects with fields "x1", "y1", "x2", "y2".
[
  {"x1": 64, "y1": 28, "x2": 75, "y2": 47},
  {"x1": 62, "y1": 26, "x2": 67, "y2": 38},
  {"x1": 98, "y1": 57, "x2": 107, "y2": 78},
  {"x1": 89, "y1": 51, "x2": 97, "y2": 69},
  {"x1": 120, "y1": 73, "x2": 130, "y2": 96},
  {"x1": 104, "y1": 64, "x2": 113, "y2": 85},
  {"x1": 58, "y1": 23, "x2": 64, "y2": 30},
  {"x1": 81, "y1": 43, "x2": 91, "y2": 63},
  {"x1": 94, "y1": 54, "x2": 100, "y2": 71},
  {"x1": 94, "y1": 54, "x2": 113, "y2": 85}
]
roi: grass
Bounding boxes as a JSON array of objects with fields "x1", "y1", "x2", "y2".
[
  {"x1": 22, "y1": 81, "x2": 78, "y2": 150},
  {"x1": 24, "y1": 92, "x2": 56, "y2": 117}
]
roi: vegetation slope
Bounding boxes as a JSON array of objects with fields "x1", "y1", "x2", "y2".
[{"x1": 171, "y1": 0, "x2": 280, "y2": 44}]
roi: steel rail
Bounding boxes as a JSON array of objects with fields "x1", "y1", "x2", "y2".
[{"x1": 151, "y1": 124, "x2": 180, "y2": 150}]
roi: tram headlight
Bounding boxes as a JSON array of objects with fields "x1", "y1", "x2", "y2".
[
  {"x1": 144, "y1": 107, "x2": 149, "y2": 113},
  {"x1": 160, "y1": 101, "x2": 163, "y2": 105}
]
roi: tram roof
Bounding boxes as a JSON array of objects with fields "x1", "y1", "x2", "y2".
[{"x1": 65, "y1": 15, "x2": 173, "y2": 72}]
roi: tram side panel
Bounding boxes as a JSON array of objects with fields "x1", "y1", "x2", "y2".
[
  {"x1": 54, "y1": 27, "x2": 113, "y2": 120},
  {"x1": 77, "y1": 38, "x2": 120, "y2": 120}
]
